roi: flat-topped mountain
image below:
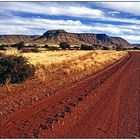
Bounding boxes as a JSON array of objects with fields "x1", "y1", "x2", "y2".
[
  {"x1": 0, "y1": 30, "x2": 133, "y2": 49},
  {"x1": 34, "y1": 30, "x2": 86, "y2": 45},
  {"x1": 34, "y1": 30, "x2": 132, "y2": 48}
]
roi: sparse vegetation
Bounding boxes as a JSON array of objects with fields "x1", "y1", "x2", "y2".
[
  {"x1": 80, "y1": 44, "x2": 93, "y2": 50},
  {"x1": 0, "y1": 55, "x2": 35, "y2": 85}
]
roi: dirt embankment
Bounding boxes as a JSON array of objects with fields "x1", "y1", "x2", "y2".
[{"x1": 0, "y1": 52, "x2": 140, "y2": 138}]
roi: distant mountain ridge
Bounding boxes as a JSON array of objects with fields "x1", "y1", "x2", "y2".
[
  {"x1": 0, "y1": 30, "x2": 133, "y2": 49},
  {"x1": 35, "y1": 30, "x2": 133, "y2": 48},
  {"x1": 133, "y1": 44, "x2": 140, "y2": 47},
  {"x1": 0, "y1": 35, "x2": 40, "y2": 45}
]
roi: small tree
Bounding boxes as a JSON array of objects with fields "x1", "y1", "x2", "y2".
[
  {"x1": 17, "y1": 42, "x2": 25, "y2": 50},
  {"x1": 11, "y1": 42, "x2": 25, "y2": 50},
  {"x1": 102, "y1": 46, "x2": 110, "y2": 50},
  {"x1": 59, "y1": 42, "x2": 70, "y2": 50}
]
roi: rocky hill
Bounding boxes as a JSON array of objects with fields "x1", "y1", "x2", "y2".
[{"x1": 0, "y1": 30, "x2": 133, "y2": 49}]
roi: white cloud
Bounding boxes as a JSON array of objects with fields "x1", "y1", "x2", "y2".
[
  {"x1": 0, "y1": 17, "x2": 92, "y2": 34},
  {"x1": 109, "y1": 11, "x2": 120, "y2": 16},
  {"x1": 0, "y1": 2, "x2": 104, "y2": 19},
  {"x1": 1, "y1": 2, "x2": 140, "y2": 25},
  {"x1": 120, "y1": 34, "x2": 140, "y2": 43},
  {"x1": 100, "y1": 16, "x2": 140, "y2": 25},
  {"x1": 0, "y1": 16, "x2": 137, "y2": 35},
  {"x1": 100, "y1": 2, "x2": 140, "y2": 16}
]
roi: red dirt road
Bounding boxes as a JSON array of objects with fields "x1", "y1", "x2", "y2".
[{"x1": 0, "y1": 52, "x2": 140, "y2": 138}]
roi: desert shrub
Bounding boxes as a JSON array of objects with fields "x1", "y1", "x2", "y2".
[
  {"x1": 11, "y1": 44, "x2": 16, "y2": 48},
  {"x1": 44, "y1": 44, "x2": 50, "y2": 48},
  {"x1": 59, "y1": 42, "x2": 70, "y2": 50},
  {"x1": 102, "y1": 46, "x2": 110, "y2": 50},
  {"x1": 43, "y1": 45, "x2": 51, "y2": 51},
  {"x1": 80, "y1": 44, "x2": 93, "y2": 50},
  {"x1": 0, "y1": 55, "x2": 35, "y2": 84},
  {"x1": 11, "y1": 41, "x2": 25, "y2": 50}
]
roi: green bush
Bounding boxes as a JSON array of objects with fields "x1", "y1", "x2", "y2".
[{"x1": 0, "y1": 55, "x2": 35, "y2": 84}]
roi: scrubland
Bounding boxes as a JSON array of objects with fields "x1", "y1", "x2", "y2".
[
  {"x1": 0, "y1": 50, "x2": 128, "y2": 116},
  {"x1": 23, "y1": 50, "x2": 127, "y2": 82}
]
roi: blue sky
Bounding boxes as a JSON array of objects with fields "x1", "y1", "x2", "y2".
[{"x1": 0, "y1": 2, "x2": 140, "y2": 43}]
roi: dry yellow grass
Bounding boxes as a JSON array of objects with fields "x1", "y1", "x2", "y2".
[
  {"x1": 1, "y1": 49, "x2": 128, "y2": 83},
  {"x1": 28, "y1": 50, "x2": 127, "y2": 84}
]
